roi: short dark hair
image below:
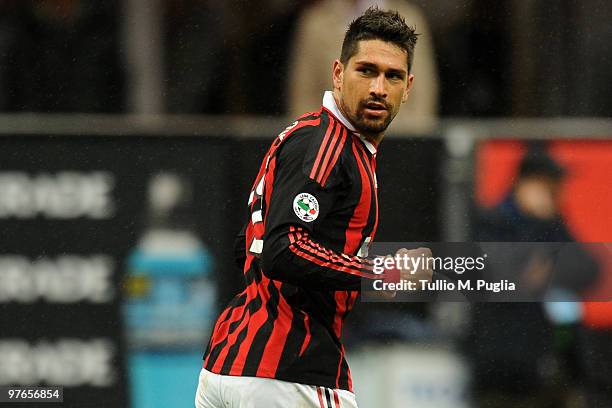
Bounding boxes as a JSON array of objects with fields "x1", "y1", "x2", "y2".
[
  {"x1": 518, "y1": 147, "x2": 566, "y2": 180},
  {"x1": 340, "y1": 6, "x2": 418, "y2": 72}
]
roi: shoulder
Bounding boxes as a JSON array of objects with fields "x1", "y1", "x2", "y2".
[
  {"x1": 475, "y1": 204, "x2": 522, "y2": 241},
  {"x1": 276, "y1": 111, "x2": 351, "y2": 188},
  {"x1": 273, "y1": 110, "x2": 325, "y2": 155}
]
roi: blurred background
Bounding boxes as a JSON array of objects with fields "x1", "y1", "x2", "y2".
[{"x1": 0, "y1": 0, "x2": 611, "y2": 407}]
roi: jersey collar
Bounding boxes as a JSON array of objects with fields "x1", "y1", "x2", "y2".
[{"x1": 322, "y1": 91, "x2": 377, "y2": 155}]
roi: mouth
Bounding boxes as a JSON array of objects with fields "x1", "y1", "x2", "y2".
[{"x1": 363, "y1": 102, "x2": 388, "y2": 118}]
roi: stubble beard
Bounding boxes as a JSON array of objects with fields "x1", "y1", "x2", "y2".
[
  {"x1": 341, "y1": 98, "x2": 395, "y2": 136},
  {"x1": 354, "y1": 109, "x2": 394, "y2": 135}
]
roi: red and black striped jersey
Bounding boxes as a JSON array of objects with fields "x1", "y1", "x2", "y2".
[{"x1": 203, "y1": 91, "x2": 380, "y2": 392}]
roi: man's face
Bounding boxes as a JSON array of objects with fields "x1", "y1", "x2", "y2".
[
  {"x1": 333, "y1": 39, "x2": 413, "y2": 138},
  {"x1": 515, "y1": 175, "x2": 562, "y2": 220}
]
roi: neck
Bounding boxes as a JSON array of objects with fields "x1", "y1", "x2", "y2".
[{"x1": 365, "y1": 133, "x2": 383, "y2": 146}]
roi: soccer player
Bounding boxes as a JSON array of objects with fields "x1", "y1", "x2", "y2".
[{"x1": 196, "y1": 7, "x2": 428, "y2": 407}]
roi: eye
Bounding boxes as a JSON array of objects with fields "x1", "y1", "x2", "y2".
[
  {"x1": 358, "y1": 67, "x2": 374, "y2": 75},
  {"x1": 387, "y1": 72, "x2": 403, "y2": 80}
]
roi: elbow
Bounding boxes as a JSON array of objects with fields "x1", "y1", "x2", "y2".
[{"x1": 260, "y1": 243, "x2": 285, "y2": 281}]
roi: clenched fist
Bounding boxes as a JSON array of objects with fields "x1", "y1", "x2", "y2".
[{"x1": 395, "y1": 247, "x2": 433, "y2": 284}]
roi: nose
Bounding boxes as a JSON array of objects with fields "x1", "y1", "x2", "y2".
[{"x1": 370, "y1": 74, "x2": 387, "y2": 98}]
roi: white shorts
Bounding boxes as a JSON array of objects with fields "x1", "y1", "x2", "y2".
[{"x1": 195, "y1": 368, "x2": 358, "y2": 408}]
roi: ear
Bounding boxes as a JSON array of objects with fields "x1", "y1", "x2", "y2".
[
  {"x1": 402, "y1": 74, "x2": 414, "y2": 103},
  {"x1": 332, "y1": 59, "x2": 344, "y2": 91}
]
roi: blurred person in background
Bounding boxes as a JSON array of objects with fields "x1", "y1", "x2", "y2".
[
  {"x1": 164, "y1": 0, "x2": 224, "y2": 114},
  {"x1": 0, "y1": 0, "x2": 124, "y2": 112},
  {"x1": 216, "y1": 0, "x2": 316, "y2": 115},
  {"x1": 416, "y1": 0, "x2": 612, "y2": 117},
  {"x1": 478, "y1": 146, "x2": 571, "y2": 241},
  {"x1": 470, "y1": 144, "x2": 599, "y2": 408},
  {"x1": 288, "y1": 0, "x2": 438, "y2": 132},
  {"x1": 431, "y1": 0, "x2": 512, "y2": 116}
]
